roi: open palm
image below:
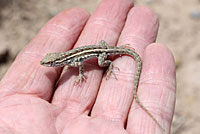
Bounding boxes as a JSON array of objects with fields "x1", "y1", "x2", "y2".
[{"x1": 0, "y1": 0, "x2": 176, "y2": 134}]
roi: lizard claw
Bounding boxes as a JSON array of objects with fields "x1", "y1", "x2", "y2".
[
  {"x1": 64, "y1": 65, "x2": 70, "y2": 71},
  {"x1": 74, "y1": 74, "x2": 87, "y2": 86},
  {"x1": 113, "y1": 66, "x2": 120, "y2": 71}
]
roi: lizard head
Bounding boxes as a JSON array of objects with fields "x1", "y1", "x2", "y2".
[{"x1": 40, "y1": 52, "x2": 67, "y2": 67}]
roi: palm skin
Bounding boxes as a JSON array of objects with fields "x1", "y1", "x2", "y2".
[{"x1": 0, "y1": 0, "x2": 176, "y2": 134}]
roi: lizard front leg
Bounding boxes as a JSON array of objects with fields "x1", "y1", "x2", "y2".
[
  {"x1": 98, "y1": 40, "x2": 109, "y2": 47},
  {"x1": 73, "y1": 62, "x2": 87, "y2": 85}
]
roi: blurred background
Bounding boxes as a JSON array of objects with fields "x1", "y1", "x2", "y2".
[{"x1": 0, "y1": 0, "x2": 200, "y2": 133}]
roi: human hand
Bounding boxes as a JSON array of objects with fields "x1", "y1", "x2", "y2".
[{"x1": 0, "y1": 0, "x2": 176, "y2": 134}]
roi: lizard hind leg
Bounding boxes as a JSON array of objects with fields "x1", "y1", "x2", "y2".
[
  {"x1": 98, "y1": 52, "x2": 119, "y2": 80},
  {"x1": 105, "y1": 62, "x2": 120, "y2": 80}
]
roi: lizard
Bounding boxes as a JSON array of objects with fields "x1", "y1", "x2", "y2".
[{"x1": 40, "y1": 40, "x2": 165, "y2": 133}]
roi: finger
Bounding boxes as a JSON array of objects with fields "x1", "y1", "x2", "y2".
[
  {"x1": 0, "y1": 8, "x2": 89, "y2": 100},
  {"x1": 52, "y1": 0, "x2": 133, "y2": 115},
  {"x1": 118, "y1": 6, "x2": 159, "y2": 54},
  {"x1": 91, "y1": 6, "x2": 159, "y2": 125},
  {"x1": 126, "y1": 44, "x2": 176, "y2": 134}
]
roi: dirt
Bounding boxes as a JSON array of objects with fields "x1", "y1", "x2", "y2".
[{"x1": 0, "y1": 0, "x2": 200, "y2": 133}]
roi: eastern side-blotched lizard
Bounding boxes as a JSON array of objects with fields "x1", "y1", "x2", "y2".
[{"x1": 40, "y1": 40, "x2": 164, "y2": 133}]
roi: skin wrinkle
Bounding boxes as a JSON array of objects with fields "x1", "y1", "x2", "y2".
[
  {"x1": 42, "y1": 36, "x2": 65, "y2": 54},
  {"x1": 132, "y1": 88, "x2": 174, "y2": 124},
  {"x1": 139, "y1": 75, "x2": 176, "y2": 92},
  {"x1": 21, "y1": 37, "x2": 57, "y2": 59},
  {"x1": 40, "y1": 30, "x2": 71, "y2": 52},
  {"x1": 46, "y1": 104, "x2": 58, "y2": 133},
  {"x1": 119, "y1": 35, "x2": 151, "y2": 50},
  {"x1": 46, "y1": 8, "x2": 89, "y2": 31},
  {"x1": 0, "y1": 119, "x2": 16, "y2": 134},
  {"x1": 132, "y1": 98, "x2": 170, "y2": 118},
  {"x1": 101, "y1": 111, "x2": 125, "y2": 123},
  {"x1": 39, "y1": 10, "x2": 89, "y2": 52},
  {"x1": 110, "y1": 82, "x2": 131, "y2": 107},
  {"x1": 50, "y1": 23, "x2": 76, "y2": 32},
  {"x1": 46, "y1": 20, "x2": 88, "y2": 37},
  {"x1": 89, "y1": 18, "x2": 124, "y2": 33},
  {"x1": 30, "y1": 62, "x2": 60, "y2": 94},
  {"x1": 0, "y1": 69, "x2": 35, "y2": 96},
  {"x1": 21, "y1": 66, "x2": 43, "y2": 92},
  {"x1": 55, "y1": 95, "x2": 91, "y2": 114},
  {"x1": 1, "y1": 98, "x2": 35, "y2": 133},
  {"x1": 137, "y1": 84, "x2": 174, "y2": 113},
  {"x1": 6, "y1": 64, "x2": 50, "y2": 99},
  {"x1": 93, "y1": 81, "x2": 133, "y2": 123},
  {"x1": 77, "y1": 24, "x2": 119, "y2": 47},
  {"x1": 0, "y1": 127, "x2": 15, "y2": 134}
]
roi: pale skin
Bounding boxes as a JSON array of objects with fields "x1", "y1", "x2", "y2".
[{"x1": 0, "y1": 0, "x2": 176, "y2": 134}]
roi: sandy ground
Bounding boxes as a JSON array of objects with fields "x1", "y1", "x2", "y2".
[{"x1": 0, "y1": 0, "x2": 200, "y2": 133}]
